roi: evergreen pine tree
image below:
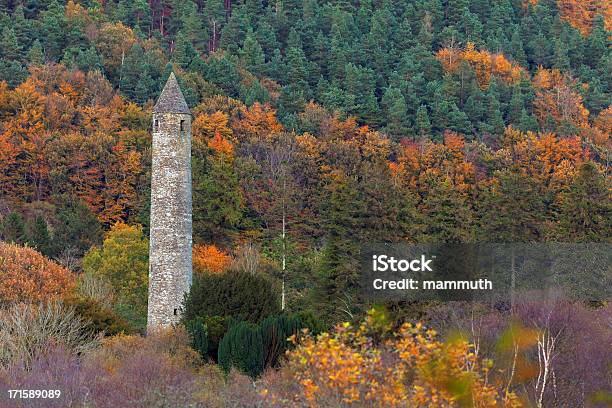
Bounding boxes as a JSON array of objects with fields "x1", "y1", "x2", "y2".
[
  {"x1": 557, "y1": 162, "x2": 611, "y2": 242},
  {"x1": 181, "y1": 1, "x2": 208, "y2": 52},
  {"x1": 1, "y1": 211, "x2": 26, "y2": 244},
  {"x1": 315, "y1": 173, "x2": 363, "y2": 323},
  {"x1": 509, "y1": 27, "x2": 527, "y2": 66},
  {"x1": 40, "y1": 0, "x2": 67, "y2": 61},
  {"x1": 478, "y1": 168, "x2": 545, "y2": 241},
  {"x1": 508, "y1": 84, "x2": 524, "y2": 125},
  {"x1": 193, "y1": 154, "x2": 244, "y2": 245},
  {"x1": 0, "y1": 26, "x2": 20, "y2": 60},
  {"x1": 419, "y1": 177, "x2": 473, "y2": 243},
  {"x1": 382, "y1": 87, "x2": 409, "y2": 140},
  {"x1": 240, "y1": 30, "x2": 266, "y2": 76},
  {"x1": 415, "y1": 105, "x2": 432, "y2": 138},
  {"x1": 26, "y1": 216, "x2": 52, "y2": 256},
  {"x1": 26, "y1": 39, "x2": 44, "y2": 66},
  {"x1": 553, "y1": 38, "x2": 570, "y2": 71}
]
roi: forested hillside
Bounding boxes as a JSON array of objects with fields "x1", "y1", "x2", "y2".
[
  {"x1": 0, "y1": 1, "x2": 610, "y2": 406},
  {"x1": 0, "y1": 0, "x2": 609, "y2": 306}
]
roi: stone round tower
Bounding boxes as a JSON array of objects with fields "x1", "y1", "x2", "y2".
[{"x1": 147, "y1": 72, "x2": 192, "y2": 333}]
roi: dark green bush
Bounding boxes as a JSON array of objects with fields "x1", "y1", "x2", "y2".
[
  {"x1": 218, "y1": 321, "x2": 264, "y2": 378},
  {"x1": 260, "y1": 314, "x2": 303, "y2": 369},
  {"x1": 185, "y1": 316, "x2": 208, "y2": 360},
  {"x1": 183, "y1": 271, "x2": 280, "y2": 324},
  {"x1": 216, "y1": 314, "x2": 305, "y2": 378}
]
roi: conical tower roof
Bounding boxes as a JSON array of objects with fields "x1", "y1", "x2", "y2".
[{"x1": 153, "y1": 72, "x2": 191, "y2": 114}]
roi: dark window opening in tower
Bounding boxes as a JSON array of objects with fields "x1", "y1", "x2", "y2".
[
  {"x1": 173, "y1": 308, "x2": 178, "y2": 316},
  {"x1": 180, "y1": 120, "x2": 185, "y2": 132},
  {"x1": 154, "y1": 119, "x2": 159, "y2": 131}
]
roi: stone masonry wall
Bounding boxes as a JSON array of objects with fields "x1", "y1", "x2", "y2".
[{"x1": 147, "y1": 112, "x2": 192, "y2": 332}]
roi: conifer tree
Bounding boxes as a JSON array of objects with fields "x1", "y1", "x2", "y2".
[
  {"x1": 315, "y1": 172, "x2": 363, "y2": 323},
  {"x1": 508, "y1": 84, "x2": 524, "y2": 125},
  {"x1": 557, "y1": 162, "x2": 611, "y2": 242},
  {"x1": 26, "y1": 216, "x2": 52, "y2": 257},
  {"x1": 509, "y1": 27, "x2": 527, "y2": 67},
  {"x1": 419, "y1": 177, "x2": 473, "y2": 243},
  {"x1": 180, "y1": 1, "x2": 208, "y2": 52},
  {"x1": 26, "y1": 40, "x2": 44, "y2": 66},
  {"x1": 478, "y1": 168, "x2": 545, "y2": 242},
  {"x1": 0, "y1": 26, "x2": 20, "y2": 60},
  {"x1": 1, "y1": 211, "x2": 26, "y2": 244},
  {"x1": 382, "y1": 87, "x2": 409, "y2": 139},
  {"x1": 193, "y1": 153, "x2": 244, "y2": 245},
  {"x1": 240, "y1": 31, "x2": 266, "y2": 76},
  {"x1": 415, "y1": 105, "x2": 432, "y2": 138},
  {"x1": 39, "y1": 0, "x2": 67, "y2": 61}
]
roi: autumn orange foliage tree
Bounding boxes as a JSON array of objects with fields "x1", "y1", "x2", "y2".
[
  {"x1": 0, "y1": 242, "x2": 75, "y2": 303},
  {"x1": 556, "y1": 0, "x2": 612, "y2": 35},
  {"x1": 532, "y1": 67, "x2": 591, "y2": 132},
  {"x1": 522, "y1": 1, "x2": 611, "y2": 34},
  {"x1": 0, "y1": 65, "x2": 148, "y2": 225},
  {"x1": 192, "y1": 244, "x2": 232, "y2": 274},
  {"x1": 437, "y1": 42, "x2": 525, "y2": 88},
  {"x1": 232, "y1": 102, "x2": 284, "y2": 143}
]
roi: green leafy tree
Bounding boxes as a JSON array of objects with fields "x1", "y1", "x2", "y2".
[{"x1": 83, "y1": 223, "x2": 149, "y2": 332}]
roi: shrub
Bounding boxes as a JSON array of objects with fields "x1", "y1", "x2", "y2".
[
  {"x1": 260, "y1": 314, "x2": 303, "y2": 369},
  {"x1": 76, "y1": 271, "x2": 116, "y2": 311},
  {"x1": 0, "y1": 345, "x2": 89, "y2": 408},
  {"x1": 0, "y1": 327, "x2": 235, "y2": 408},
  {"x1": 0, "y1": 242, "x2": 75, "y2": 303},
  {"x1": 185, "y1": 316, "x2": 209, "y2": 360},
  {"x1": 217, "y1": 314, "x2": 304, "y2": 378},
  {"x1": 424, "y1": 296, "x2": 612, "y2": 407},
  {"x1": 261, "y1": 310, "x2": 523, "y2": 407},
  {"x1": 63, "y1": 293, "x2": 132, "y2": 336},
  {"x1": 218, "y1": 321, "x2": 264, "y2": 378},
  {"x1": 183, "y1": 270, "x2": 280, "y2": 324},
  {"x1": 0, "y1": 302, "x2": 98, "y2": 369}
]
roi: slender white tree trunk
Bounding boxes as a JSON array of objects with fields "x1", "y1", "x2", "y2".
[{"x1": 281, "y1": 177, "x2": 286, "y2": 310}]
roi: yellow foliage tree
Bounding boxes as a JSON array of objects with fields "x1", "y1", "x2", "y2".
[
  {"x1": 263, "y1": 312, "x2": 523, "y2": 407},
  {"x1": 83, "y1": 223, "x2": 149, "y2": 330}
]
